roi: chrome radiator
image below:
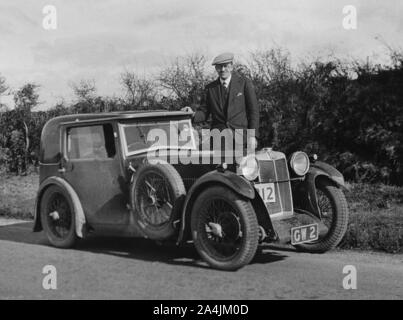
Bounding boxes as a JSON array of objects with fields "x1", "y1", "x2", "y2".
[{"x1": 255, "y1": 150, "x2": 294, "y2": 219}]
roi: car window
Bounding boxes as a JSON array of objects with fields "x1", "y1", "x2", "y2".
[
  {"x1": 121, "y1": 119, "x2": 195, "y2": 154},
  {"x1": 67, "y1": 124, "x2": 116, "y2": 159}
]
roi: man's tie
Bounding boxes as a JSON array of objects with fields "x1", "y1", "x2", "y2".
[
  {"x1": 222, "y1": 82, "x2": 228, "y2": 94},
  {"x1": 221, "y1": 82, "x2": 229, "y2": 117}
]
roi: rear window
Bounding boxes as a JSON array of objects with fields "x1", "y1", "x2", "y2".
[{"x1": 66, "y1": 124, "x2": 116, "y2": 159}]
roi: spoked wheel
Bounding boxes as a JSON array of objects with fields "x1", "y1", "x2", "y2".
[
  {"x1": 131, "y1": 163, "x2": 185, "y2": 240},
  {"x1": 317, "y1": 188, "x2": 334, "y2": 230},
  {"x1": 295, "y1": 178, "x2": 349, "y2": 253},
  {"x1": 40, "y1": 185, "x2": 77, "y2": 248},
  {"x1": 191, "y1": 185, "x2": 259, "y2": 271},
  {"x1": 138, "y1": 172, "x2": 174, "y2": 226}
]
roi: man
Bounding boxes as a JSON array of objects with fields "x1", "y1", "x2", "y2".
[{"x1": 182, "y1": 52, "x2": 259, "y2": 151}]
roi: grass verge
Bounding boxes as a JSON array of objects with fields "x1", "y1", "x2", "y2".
[
  {"x1": 340, "y1": 183, "x2": 403, "y2": 253},
  {"x1": 0, "y1": 171, "x2": 38, "y2": 220}
]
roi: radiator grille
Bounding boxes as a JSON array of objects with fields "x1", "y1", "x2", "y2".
[
  {"x1": 257, "y1": 158, "x2": 293, "y2": 215},
  {"x1": 258, "y1": 160, "x2": 275, "y2": 182}
]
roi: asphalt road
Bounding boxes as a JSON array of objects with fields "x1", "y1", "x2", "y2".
[{"x1": 0, "y1": 219, "x2": 402, "y2": 300}]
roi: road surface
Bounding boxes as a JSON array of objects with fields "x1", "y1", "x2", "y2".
[{"x1": 0, "y1": 219, "x2": 402, "y2": 299}]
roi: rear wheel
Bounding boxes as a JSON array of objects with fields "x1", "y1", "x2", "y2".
[
  {"x1": 295, "y1": 178, "x2": 349, "y2": 253},
  {"x1": 40, "y1": 185, "x2": 77, "y2": 248},
  {"x1": 191, "y1": 185, "x2": 259, "y2": 270}
]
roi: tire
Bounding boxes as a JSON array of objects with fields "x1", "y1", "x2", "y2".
[
  {"x1": 131, "y1": 163, "x2": 186, "y2": 240},
  {"x1": 295, "y1": 178, "x2": 349, "y2": 253},
  {"x1": 191, "y1": 185, "x2": 259, "y2": 271},
  {"x1": 40, "y1": 185, "x2": 77, "y2": 248}
]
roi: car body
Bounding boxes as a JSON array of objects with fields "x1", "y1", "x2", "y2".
[{"x1": 34, "y1": 110, "x2": 349, "y2": 270}]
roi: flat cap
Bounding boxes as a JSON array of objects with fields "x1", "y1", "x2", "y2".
[{"x1": 212, "y1": 52, "x2": 234, "y2": 65}]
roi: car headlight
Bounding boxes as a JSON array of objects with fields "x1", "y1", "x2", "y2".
[
  {"x1": 290, "y1": 151, "x2": 310, "y2": 176},
  {"x1": 239, "y1": 155, "x2": 259, "y2": 181}
]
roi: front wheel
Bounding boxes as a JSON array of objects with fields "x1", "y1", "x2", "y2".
[
  {"x1": 191, "y1": 186, "x2": 259, "y2": 271},
  {"x1": 295, "y1": 178, "x2": 349, "y2": 253}
]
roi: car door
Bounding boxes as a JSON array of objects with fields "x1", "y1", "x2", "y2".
[{"x1": 61, "y1": 122, "x2": 128, "y2": 226}]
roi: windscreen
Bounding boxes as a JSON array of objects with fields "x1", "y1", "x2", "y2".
[{"x1": 121, "y1": 119, "x2": 196, "y2": 155}]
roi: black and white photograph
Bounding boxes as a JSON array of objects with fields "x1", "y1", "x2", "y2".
[{"x1": 0, "y1": 0, "x2": 402, "y2": 304}]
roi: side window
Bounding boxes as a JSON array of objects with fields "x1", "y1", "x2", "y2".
[{"x1": 67, "y1": 124, "x2": 116, "y2": 160}]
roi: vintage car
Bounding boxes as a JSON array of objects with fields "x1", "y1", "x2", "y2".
[{"x1": 33, "y1": 110, "x2": 349, "y2": 270}]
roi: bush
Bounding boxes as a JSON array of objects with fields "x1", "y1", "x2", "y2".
[
  {"x1": 340, "y1": 183, "x2": 403, "y2": 253},
  {"x1": 1, "y1": 49, "x2": 403, "y2": 185}
]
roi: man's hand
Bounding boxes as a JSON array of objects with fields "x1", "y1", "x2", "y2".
[{"x1": 181, "y1": 106, "x2": 194, "y2": 113}]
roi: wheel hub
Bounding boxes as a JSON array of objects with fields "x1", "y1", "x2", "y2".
[
  {"x1": 207, "y1": 222, "x2": 224, "y2": 238},
  {"x1": 205, "y1": 211, "x2": 242, "y2": 241},
  {"x1": 147, "y1": 194, "x2": 158, "y2": 206},
  {"x1": 49, "y1": 210, "x2": 60, "y2": 221}
]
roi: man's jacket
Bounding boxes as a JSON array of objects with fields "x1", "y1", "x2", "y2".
[{"x1": 193, "y1": 73, "x2": 260, "y2": 137}]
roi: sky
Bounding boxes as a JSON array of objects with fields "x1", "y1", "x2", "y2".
[{"x1": 0, "y1": 0, "x2": 402, "y2": 109}]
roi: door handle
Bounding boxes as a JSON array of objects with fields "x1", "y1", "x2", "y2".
[{"x1": 59, "y1": 157, "x2": 73, "y2": 173}]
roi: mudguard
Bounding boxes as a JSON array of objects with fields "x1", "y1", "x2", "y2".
[
  {"x1": 294, "y1": 161, "x2": 347, "y2": 219},
  {"x1": 176, "y1": 170, "x2": 255, "y2": 244},
  {"x1": 311, "y1": 161, "x2": 347, "y2": 189},
  {"x1": 33, "y1": 176, "x2": 87, "y2": 238}
]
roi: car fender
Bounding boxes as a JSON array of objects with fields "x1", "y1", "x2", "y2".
[
  {"x1": 176, "y1": 170, "x2": 255, "y2": 244},
  {"x1": 311, "y1": 161, "x2": 347, "y2": 189},
  {"x1": 33, "y1": 176, "x2": 87, "y2": 238},
  {"x1": 294, "y1": 163, "x2": 346, "y2": 219}
]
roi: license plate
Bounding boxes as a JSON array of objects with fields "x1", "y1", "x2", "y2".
[
  {"x1": 291, "y1": 223, "x2": 319, "y2": 245},
  {"x1": 255, "y1": 183, "x2": 276, "y2": 203}
]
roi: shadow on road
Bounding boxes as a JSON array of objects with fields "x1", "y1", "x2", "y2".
[
  {"x1": 0, "y1": 221, "x2": 48, "y2": 245},
  {"x1": 0, "y1": 221, "x2": 288, "y2": 269}
]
